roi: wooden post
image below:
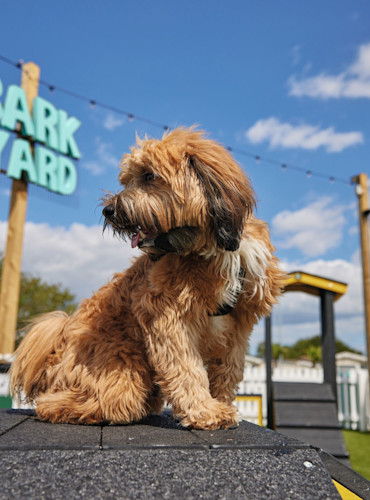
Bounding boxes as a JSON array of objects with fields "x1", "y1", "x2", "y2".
[
  {"x1": 265, "y1": 315, "x2": 274, "y2": 429},
  {"x1": 0, "y1": 62, "x2": 40, "y2": 356},
  {"x1": 320, "y1": 290, "x2": 337, "y2": 404},
  {"x1": 351, "y1": 173, "x2": 370, "y2": 392}
]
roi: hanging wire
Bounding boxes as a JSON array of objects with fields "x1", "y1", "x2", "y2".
[{"x1": 0, "y1": 54, "x2": 354, "y2": 186}]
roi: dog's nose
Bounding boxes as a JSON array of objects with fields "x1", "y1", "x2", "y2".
[{"x1": 103, "y1": 204, "x2": 115, "y2": 219}]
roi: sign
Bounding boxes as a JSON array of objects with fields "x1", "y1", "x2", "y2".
[{"x1": 0, "y1": 78, "x2": 81, "y2": 195}]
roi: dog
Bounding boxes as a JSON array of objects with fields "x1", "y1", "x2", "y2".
[{"x1": 11, "y1": 127, "x2": 284, "y2": 430}]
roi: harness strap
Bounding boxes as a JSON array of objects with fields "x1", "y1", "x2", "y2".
[{"x1": 208, "y1": 268, "x2": 246, "y2": 317}]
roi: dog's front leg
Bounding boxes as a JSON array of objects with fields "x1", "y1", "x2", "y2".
[
  {"x1": 207, "y1": 345, "x2": 246, "y2": 405},
  {"x1": 206, "y1": 317, "x2": 248, "y2": 405},
  {"x1": 143, "y1": 309, "x2": 239, "y2": 430}
]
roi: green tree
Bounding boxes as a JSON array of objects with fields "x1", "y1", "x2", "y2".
[
  {"x1": 256, "y1": 335, "x2": 361, "y2": 360},
  {"x1": 256, "y1": 342, "x2": 288, "y2": 361},
  {"x1": 306, "y1": 345, "x2": 322, "y2": 366},
  {"x1": 0, "y1": 257, "x2": 77, "y2": 346}
]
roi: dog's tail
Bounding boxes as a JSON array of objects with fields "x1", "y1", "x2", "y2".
[{"x1": 10, "y1": 311, "x2": 69, "y2": 403}]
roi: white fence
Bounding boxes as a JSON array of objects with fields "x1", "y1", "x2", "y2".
[
  {"x1": 1, "y1": 363, "x2": 369, "y2": 431},
  {"x1": 0, "y1": 371, "x2": 10, "y2": 399},
  {"x1": 236, "y1": 363, "x2": 370, "y2": 431}
]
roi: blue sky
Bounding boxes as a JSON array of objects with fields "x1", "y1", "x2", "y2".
[{"x1": 0, "y1": 1, "x2": 369, "y2": 354}]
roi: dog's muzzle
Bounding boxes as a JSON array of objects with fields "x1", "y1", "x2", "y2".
[
  {"x1": 102, "y1": 203, "x2": 160, "y2": 250},
  {"x1": 102, "y1": 203, "x2": 199, "y2": 255},
  {"x1": 102, "y1": 204, "x2": 115, "y2": 220}
]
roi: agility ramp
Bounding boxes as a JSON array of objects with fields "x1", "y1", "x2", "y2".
[
  {"x1": 273, "y1": 381, "x2": 349, "y2": 464},
  {"x1": 1, "y1": 409, "x2": 369, "y2": 499}
]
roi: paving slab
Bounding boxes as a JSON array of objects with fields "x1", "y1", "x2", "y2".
[
  {"x1": 0, "y1": 448, "x2": 340, "y2": 500},
  {"x1": 274, "y1": 382, "x2": 335, "y2": 401},
  {"x1": 275, "y1": 401, "x2": 340, "y2": 428},
  {"x1": 273, "y1": 382, "x2": 349, "y2": 465},
  {"x1": 0, "y1": 408, "x2": 34, "y2": 435},
  {"x1": 0, "y1": 410, "x2": 101, "y2": 451},
  {"x1": 278, "y1": 427, "x2": 348, "y2": 458},
  {"x1": 102, "y1": 422, "x2": 209, "y2": 449},
  {"x1": 191, "y1": 420, "x2": 309, "y2": 449}
]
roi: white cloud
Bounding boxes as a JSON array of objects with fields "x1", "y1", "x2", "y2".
[
  {"x1": 82, "y1": 137, "x2": 121, "y2": 176},
  {"x1": 245, "y1": 117, "x2": 363, "y2": 152},
  {"x1": 249, "y1": 254, "x2": 366, "y2": 354},
  {"x1": 281, "y1": 257, "x2": 364, "y2": 319},
  {"x1": 288, "y1": 42, "x2": 370, "y2": 99},
  {"x1": 1, "y1": 220, "x2": 365, "y2": 354},
  {"x1": 83, "y1": 161, "x2": 105, "y2": 176},
  {"x1": 291, "y1": 45, "x2": 301, "y2": 66},
  {"x1": 272, "y1": 197, "x2": 347, "y2": 257},
  {"x1": 0, "y1": 221, "x2": 139, "y2": 302},
  {"x1": 270, "y1": 256, "x2": 366, "y2": 353},
  {"x1": 103, "y1": 112, "x2": 125, "y2": 131}
]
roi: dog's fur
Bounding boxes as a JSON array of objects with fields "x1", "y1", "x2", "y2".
[{"x1": 11, "y1": 128, "x2": 284, "y2": 430}]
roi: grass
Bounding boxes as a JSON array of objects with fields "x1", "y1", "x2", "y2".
[{"x1": 342, "y1": 430, "x2": 370, "y2": 480}]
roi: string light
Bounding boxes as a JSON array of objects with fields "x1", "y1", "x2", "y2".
[{"x1": 0, "y1": 53, "x2": 354, "y2": 187}]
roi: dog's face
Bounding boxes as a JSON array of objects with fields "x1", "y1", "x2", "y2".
[{"x1": 103, "y1": 128, "x2": 255, "y2": 257}]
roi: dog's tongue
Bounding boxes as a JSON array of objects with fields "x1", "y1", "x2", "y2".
[{"x1": 131, "y1": 232, "x2": 141, "y2": 248}]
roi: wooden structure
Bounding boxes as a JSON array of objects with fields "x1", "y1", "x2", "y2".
[
  {"x1": 0, "y1": 63, "x2": 40, "y2": 356},
  {"x1": 284, "y1": 271, "x2": 347, "y2": 401},
  {"x1": 265, "y1": 271, "x2": 349, "y2": 462},
  {"x1": 352, "y1": 173, "x2": 370, "y2": 391},
  {"x1": 235, "y1": 394, "x2": 263, "y2": 426},
  {"x1": 273, "y1": 381, "x2": 349, "y2": 463},
  {"x1": 1, "y1": 408, "x2": 369, "y2": 499}
]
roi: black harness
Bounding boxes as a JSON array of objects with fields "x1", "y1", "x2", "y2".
[{"x1": 208, "y1": 268, "x2": 245, "y2": 316}]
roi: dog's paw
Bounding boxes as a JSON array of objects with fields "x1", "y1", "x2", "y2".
[{"x1": 180, "y1": 400, "x2": 240, "y2": 430}]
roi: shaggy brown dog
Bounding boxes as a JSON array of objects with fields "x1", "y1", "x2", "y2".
[{"x1": 11, "y1": 128, "x2": 284, "y2": 429}]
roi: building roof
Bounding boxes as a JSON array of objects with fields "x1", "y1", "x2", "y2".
[{"x1": 336, "y1": 351, "x2": 368, "y2": 368}]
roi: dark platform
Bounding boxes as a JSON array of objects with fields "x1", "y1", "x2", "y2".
[
  {"x1": 274, "y1": 382, "x2": 349, "y2": 464},
  {"x1": 2, "y1": 410, "x2": 369, "y2": 499}
]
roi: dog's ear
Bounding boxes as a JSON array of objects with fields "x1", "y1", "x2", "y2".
[{"x1": 187, "y1": 155, "x2": 255, "y2": 251}]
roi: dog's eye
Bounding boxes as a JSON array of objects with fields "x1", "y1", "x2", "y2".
[{"x1": 143, "y1": 172, "x2": 155, "y2": 182}]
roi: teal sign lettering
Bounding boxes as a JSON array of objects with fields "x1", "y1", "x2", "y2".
[
  {"x1": 0, "y1": 130, "x2": 10, "y2": 169},
  {"x1": 7, "y1": 138, "x2": 38, "y2": 183},
  {"x1": 2, "y1": 85, "x2": 35, "y2": 137},
  {"x1": 0, "y1": 78, "x2": 81, "y2": 195}
]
